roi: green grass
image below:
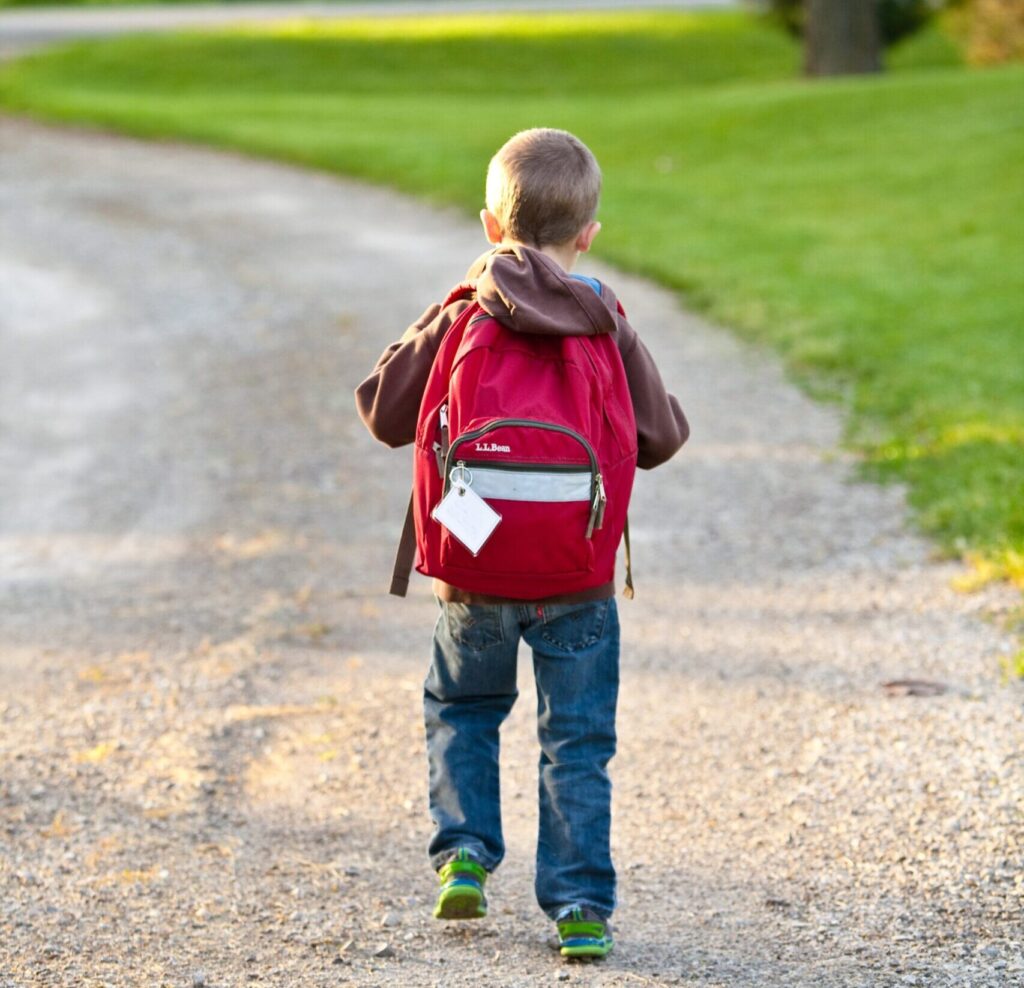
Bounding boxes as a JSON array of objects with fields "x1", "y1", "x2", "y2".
[{"x1": 1, "y1": 10, "x2": 1022, "y2": 584}]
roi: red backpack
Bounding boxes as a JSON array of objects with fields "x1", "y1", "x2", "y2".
[{"x1": 391, "y1": 284, "x2": 637, "y2": 600}]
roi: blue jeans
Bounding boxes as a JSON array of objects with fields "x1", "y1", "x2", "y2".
[{"x1": 423, "y1": 596, "x2": 620, "y2": 920}]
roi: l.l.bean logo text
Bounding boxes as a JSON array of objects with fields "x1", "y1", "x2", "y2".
[{"x1": 475, "y1": 442, "x2": 511, "y2": 453}]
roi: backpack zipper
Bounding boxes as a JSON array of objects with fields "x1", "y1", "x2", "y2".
[
  {"x1": 444, "y1": 418, "x2": 606, "y2": 538},
  {"x1": 432, "y1": 402, "x2": 450, "y2": 478},
  {"x1": 456, "y1": 459, "x2": 591, "y2": 474}
]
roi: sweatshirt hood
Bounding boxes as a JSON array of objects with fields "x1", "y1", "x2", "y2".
[{"x1": 466, "y1": 245, "x2": 618, "y2": 337}]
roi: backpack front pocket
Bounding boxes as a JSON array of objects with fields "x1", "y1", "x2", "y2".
[{"x1": 436, "y1": 420, "x2": 603, "y2": 579}]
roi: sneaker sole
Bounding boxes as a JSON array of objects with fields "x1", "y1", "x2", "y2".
[
  {"x1": 433, "y1": 886, "x2": 487, "y2": 920},
  {"x1": 560, "y1": 940, "x2": 613, "y2": 958}
]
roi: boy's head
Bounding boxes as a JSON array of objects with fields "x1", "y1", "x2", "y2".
[{"x1": 482, "y1": 128, "x2": 601, "y2": 262}]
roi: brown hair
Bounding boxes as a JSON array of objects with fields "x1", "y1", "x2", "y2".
[{"x1": 485, "y1": 128, "x2": 601, "y2": 248}]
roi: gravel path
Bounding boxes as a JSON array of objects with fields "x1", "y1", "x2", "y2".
[
  {"x1": 0, "y1": 0, "x2": 737, "y2": 59},
  {"x1": 0, "y1": 116, "x2": 1021, "y2": 988}
]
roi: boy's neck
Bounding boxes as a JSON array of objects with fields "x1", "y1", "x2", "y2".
[{"x1": 502, "y1": 240, "x2": 577, "y2": 272}]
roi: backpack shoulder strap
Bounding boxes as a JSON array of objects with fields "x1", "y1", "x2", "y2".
[
  {"x1": 390, "y1": 287, "x2": 479, "y2": 598},
  {"x1": 390, "y1": 491, "x2": 417, "y2": 597},
  {"x1": 442, "y1": 282, "x2": 477, "y2": 307},
  {"x1": 623, "y1": 515, "x2": 634, "y2": 599}
]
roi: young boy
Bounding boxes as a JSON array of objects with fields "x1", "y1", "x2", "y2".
[{"x1": 355, "y1": 128, "x2": 688, "y2": 958}]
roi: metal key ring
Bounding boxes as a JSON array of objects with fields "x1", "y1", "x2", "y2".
[{"x1": 449, "y1": 464, "x2": 473, "y2": 490}]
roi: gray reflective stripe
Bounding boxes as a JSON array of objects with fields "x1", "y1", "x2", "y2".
[{"x1": 468, "y1": 467, "x2": 591, "y2": 503}]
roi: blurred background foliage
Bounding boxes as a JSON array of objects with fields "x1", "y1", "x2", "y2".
[
  {"x1": 947, "y1": 0, "x2": 1024, "y2": 65},
  {"x1": 768, "y1": 0, "x2": 1024, "y2": 67},
  {"x1": 769, "y1": 0, "x2": 937, "y2": 47}
]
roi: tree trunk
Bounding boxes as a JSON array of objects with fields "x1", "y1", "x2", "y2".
[{"x1": 805, "y1": 0, "x2": 883, "y2": 76}]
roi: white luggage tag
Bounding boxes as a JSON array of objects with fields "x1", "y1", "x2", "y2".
[{"x1": 431, "y1": 464, "x2": 501, "y2": 556}]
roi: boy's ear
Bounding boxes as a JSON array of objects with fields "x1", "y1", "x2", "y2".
[
  {"x1": 480, "y1": 209, "x2": 504, "y2": 245},
  {"x1": 575, "y1": 221, "x2": 601, "y2": 254}
]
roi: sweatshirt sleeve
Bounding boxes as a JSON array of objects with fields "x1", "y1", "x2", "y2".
[
  {"x1": 354, "y1": 301, "x2": 467, "y2": 448},
  {"x1": 616, "y1": 314, "x2": 690, "y2": 470}
]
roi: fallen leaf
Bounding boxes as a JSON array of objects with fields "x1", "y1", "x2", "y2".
[
  {"x1": 40, "y1": 811, "x2": 74, "y2": 838},
  {"x1": 296, "y1": 622, "x2": 330, "y2": 643},
  {"x1": 78, "y1": 665, "x2": 109, "y2": 684},
  {"x1": 74, "y1": 741, "x2": 118, "y2": 764},
  {"x1": 881, "y1": 679, "x2": 949, "y2": 697}
]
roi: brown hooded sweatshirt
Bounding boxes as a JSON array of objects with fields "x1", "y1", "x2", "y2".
[{"x1": 355, "y1": 245, "x2": 689, "y2": 604}]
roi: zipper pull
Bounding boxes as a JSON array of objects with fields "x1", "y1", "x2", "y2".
[
  {"x1": 586, "y1": 474, "x2": 605, "y2": 540},
  {"x1": 586, "y1": 474, "x2": 607, "y2": 538},
  {"x1": 436, "y1": 403, "x2": 451, "y2": 479}
]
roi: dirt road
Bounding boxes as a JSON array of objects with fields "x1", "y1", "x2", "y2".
[
  {"x1": 0, "y1": 117, "x2": 1020, "y2": 987},
  {"x1": 0, "y1": 1, "x2": 737, "y2": 59}
]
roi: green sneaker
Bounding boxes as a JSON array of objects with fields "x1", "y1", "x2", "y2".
[
  {"x1": 433, "y1": 848, "x2": 488, "y2": 920},
  {"x1": 556, "y1": 905, "x2": 614, "y2": 958}
]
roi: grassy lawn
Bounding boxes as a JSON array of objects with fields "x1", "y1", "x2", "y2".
[{"x1": 1, "y1": 10, "x2": 1021, "y2": 586}]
